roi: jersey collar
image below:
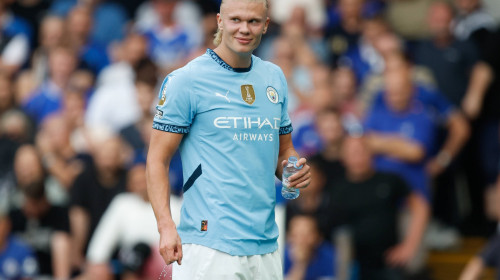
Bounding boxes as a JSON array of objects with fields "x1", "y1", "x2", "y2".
[{"x1": 206, "y1": 49, "x2": 253, "y2": 73}]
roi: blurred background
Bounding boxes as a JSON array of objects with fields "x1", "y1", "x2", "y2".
[{"x1": 0, "y1": 0, "x2": 499, "y2": 279}]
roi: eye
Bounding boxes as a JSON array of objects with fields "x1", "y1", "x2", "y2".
[{"x1": 231, "y1": 18, "x2": 240, "y2": 22}]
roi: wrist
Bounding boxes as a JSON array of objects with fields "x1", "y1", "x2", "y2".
[
  {"x1": 436, "y1": 150, "x2": 452, "y2": 168},
  {"x1": 158, "y1": 220, "x2": 176, "y2": 232}
]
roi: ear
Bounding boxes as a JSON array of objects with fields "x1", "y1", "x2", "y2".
[
  {"x1": 217, "y1": 13, "x2": 223, "y2": 30},
  {"x1": 263, "y1": 17, "x2": 270, "y2": 34}
]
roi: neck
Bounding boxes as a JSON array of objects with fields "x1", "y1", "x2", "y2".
[
  {"x1": 213, "y1": 46, "x2": 252, "y2": 69},
  {"x1": 434, "y1": 34, "x2": 453, "y2": 47},
  {"x1": 347, "y1": 169, "x2": 374, "y2": 183},
  {"x1": 322, "y1": 144, "x2": 341, "y2": 160}
]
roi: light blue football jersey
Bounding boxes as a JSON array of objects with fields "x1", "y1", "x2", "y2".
[{"x1": 153, "y1": 49, "x2": 293, "y2": 256}]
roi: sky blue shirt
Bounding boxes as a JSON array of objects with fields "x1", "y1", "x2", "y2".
[{"x1": 153, "y1": 49, "x2": 293, "y2": 256}]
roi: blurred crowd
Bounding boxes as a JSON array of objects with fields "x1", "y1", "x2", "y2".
[{"x1": 0, "y1": 0, "x2": 499, "y2": 279}]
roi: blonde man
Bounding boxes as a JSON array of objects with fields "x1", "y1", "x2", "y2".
[{"x1": 147, "y1": 0, "x2": 311, "y2": 279}]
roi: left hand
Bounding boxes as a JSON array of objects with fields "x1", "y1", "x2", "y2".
[
  {"x1": 385, "y1": 241, "x2": 416, "y2": 267},
  {"x1": 281, "y1": 158, "x2": 311, "y2": 189}
]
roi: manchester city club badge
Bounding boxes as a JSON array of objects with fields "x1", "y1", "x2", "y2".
[
  {"x1": 266, "y1": 86, "x2": 278, "y2": 104},
  {"x1": 241, "y1": 84, "x2": 255, "y2": 105}
]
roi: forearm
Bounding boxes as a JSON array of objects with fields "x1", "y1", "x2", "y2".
[
  {"x1": 436, "y1": 112, "x2": 470, "y2": 166},
  {"x1": 285, "y1": 262, "x2": 308, "y2": 280},
  {"x1": 368, "y1": 134, "x2": 424, "y2": 162},
  {"x1": 463, "y1": 62, "x2": 493, "y2": 119},
  {"x1": 146, "y1": 159, "x2": 176, "y2": 231},
  {"x1": 459, "y1": 257, "x2": 485, "y2": 280},
  {"x1": 69, "y1": 207, "x2": 90, "y2": 265},
  {"x1": 402, "y1": 194, "x2": 429, "y2": 253},
  {"x1": 51, "y1": 231, "x2": 71, "y2": 279}
]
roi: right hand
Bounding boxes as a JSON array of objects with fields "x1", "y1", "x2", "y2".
[{"x1": 159, "y1": 224, "x2": 183, "y2": 265}]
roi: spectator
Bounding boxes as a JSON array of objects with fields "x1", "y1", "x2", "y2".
[
  {"x1": 69, "y1": 136, "x2": 128, "y2": 270},
  {"x1": 64, "y1": 5, "x2": 110, "y2": 75},
  {"x1": 50, "y1": 0, "x2": 128, "y2": 47},
  {"x1": 22, "y1": 46, "x2": 78, "y2": 126},
  {"x1": 365, "y1": 53, "x2": 437, "y2": 202},
  {"x1": 331, "y1": 67, "x2": 360, "y2": 117},
  {"x1": 36, "y1": 114, "x2": 89, "y2": 205},
  {"x1": 414, "y1": 1, "x2": 492, "y2": 120},
  {"x1": 284, "y1": 215, "x2": 336, "y2": 280},
  {"x1": 86, "y1": 33, "x2": 148, "y2": 132},
  {"x1": 85, "y1": 163, "x2": 182, "y2": 280},
  {"x1": 359, "y1": 33, "x2": 436, "y2": 113},
  {"x1": 340, "y1": 16, "x2": 390, "y2": 84},
  {"x1": 9, "y1": 179, "x2": 71, "y2": 279},
  {"x1": 0, "y1": 1, "x2": 30, "y2": 78},
  {"x1": 119, "y1": 58, "x2": 157, "y2": 157},
  {"x1": 453, "y1": 0, "x2": 497, "y2": 42},
  {"x1": 136, "y1": 0, "x2": 200, "y2": 74},
  {"x1": 31, "y1": 15, "x2": 66, "y2": 86},
  {"x1": 373, "y1": 54, "x2": 470, "y2": 233},
  {"x1": 285, "y1": 159, "x2": 332, "y2": 239},
  {"x1": 416, "y1": 1, "x2": 496, "y2": 234},
  {"x1": 364, "y1": 55, "x2": 436, "y2": 273},
  {"x1": 309, "y1": 107, "x2": 346, "y2": 185},
  {"x1": 0, "y1": 210, "x2": 39, "y2": 280},
  {"x1": 324, "y1": 0, "x2": 364, "y2": 67},
  {"x1": 329, "y1": 136, "x2": 428, "y2": 280}
]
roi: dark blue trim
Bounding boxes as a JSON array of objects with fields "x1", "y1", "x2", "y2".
[
  {"x1": 152, "y1": 121, "x2": 190, "y2": 134},
  {"x1": 279, "y1": 124, "x2": 293, "y2": 135},
  {"x1": 206, "y1": 49, "x2": 252, "y2": 72},
  {"x1": 183, "y1": 164, "x2": 202, "y2": 193}
]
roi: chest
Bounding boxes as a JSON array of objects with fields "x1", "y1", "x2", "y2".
[{"x1": 192, "y1": 74, "x2": 284, "y2": 133}]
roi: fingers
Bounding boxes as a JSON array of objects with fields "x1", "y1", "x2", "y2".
[
  {"x1": 281, "y1": 160, "x2": 287, "y2": 169},
  {"x1": 160, "y1": 241, "x2": 183, "y2": 265},
  {"x1": 176, "y1": 242, "x2": 183, "y2": 265},
  {"x1": 287, "y1": 161, "x2": 311, "y2": 188}
]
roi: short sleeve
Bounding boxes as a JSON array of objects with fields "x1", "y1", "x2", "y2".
[
  {"x1": 278, "y1": 70, "x2": 293, "y2": 135},
  {"x1": 153, "y1": 70, "x2": 196, "y2": 134},
  {"x1": 70, "y1": 170, "x2": 88, "y2": 209},
  {"x1": 424, "y1": 87, "x2": 455, "y2": 123}
]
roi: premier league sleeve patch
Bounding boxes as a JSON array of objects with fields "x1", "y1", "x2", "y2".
[{"x1": 266, "y1": 86, "x2": 279, "y2": 104}]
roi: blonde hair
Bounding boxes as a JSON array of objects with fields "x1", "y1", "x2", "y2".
[{"x1": 213, "y1": 0, "x2": 269, "y2": 46}]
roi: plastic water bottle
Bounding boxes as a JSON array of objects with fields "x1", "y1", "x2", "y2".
[{"x1": 281, "y1": 156, "x2": 303, "y2": 200}]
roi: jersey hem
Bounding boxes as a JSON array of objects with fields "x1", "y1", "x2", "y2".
[{"x1": 180, "y1": 236, "x2": 278, "y2": 256}]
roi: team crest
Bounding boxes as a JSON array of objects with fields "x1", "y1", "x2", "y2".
[
  {"x1": 241, "y1": 84, "x2": 255, "y2": 105},
  {"x1": 266, "y1": 86, "x2": 278, "y2": 104},
  {"x1": 158, "y1": 79, "x2": 169, "y2": 106}
]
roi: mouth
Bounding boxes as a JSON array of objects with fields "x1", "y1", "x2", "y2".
[{"x1": 235, "y1": 37, "x2": 252, "y2": 45}]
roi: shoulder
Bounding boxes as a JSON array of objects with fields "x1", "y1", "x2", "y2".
[
  {"x1": 256, "y1": 57, "x2": 284, "y2": 76},
  {"x1": 163, "y1": 54, "x2": 211, "y2": 83}
]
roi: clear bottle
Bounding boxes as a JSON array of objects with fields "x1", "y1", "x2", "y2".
[{"x1": 281, "y1": 156, "x2": 303, "y2": 200}]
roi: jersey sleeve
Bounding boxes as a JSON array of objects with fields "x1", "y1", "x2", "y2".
[
  {"x1": 421, "y1": 86, "x2": 456, "y2": 123},
  {"x1": 153, "y1": 70, "x2": 196, "y2": 134},
  {"x1": 278, "y1": 70, "x2": 293, "y2": 135}
]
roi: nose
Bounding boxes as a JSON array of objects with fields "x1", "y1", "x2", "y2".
[{"x1": 239, "y1": 21, "x2": 250, "y2": 34}]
